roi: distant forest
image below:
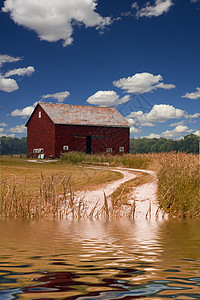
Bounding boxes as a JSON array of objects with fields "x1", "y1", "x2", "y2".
[
  {"x1": 0, "y1": 136, "x2": 27, "y2": 155},
  {"x1": 130, "y1": 134, "x2": 199, "y2": 154},
  {"x1": 0, "y1": 134, "x2": 199, "y2": 155}
]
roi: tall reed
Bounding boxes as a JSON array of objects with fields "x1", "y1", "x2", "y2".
[
  {"x1": 1, "y1": 173, "x2": 71, "y2": 220},
  {"x1": 0, "y1": 173, "x2": 138, "y2": 220},
  {"x1": 157, "y1": 152, "x2": 200, "y2": 218}
]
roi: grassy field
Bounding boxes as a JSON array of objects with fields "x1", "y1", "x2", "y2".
[
  {"x1": 1, "y1": 152, "x2": 199, "y2": 219},
  {"x1": 61, "y1": 151, "x2": 200, "y2": 218},
  {"x1": 0, "y1": 157, "x2": 122, "y2": 219},
  {"x1": 1, "y1": 157, "x2": 122, "y2": 192}
]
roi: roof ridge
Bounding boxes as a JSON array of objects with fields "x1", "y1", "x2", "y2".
[{"x1": 39, "y1": 102, "x2": 116, "y2": 109}]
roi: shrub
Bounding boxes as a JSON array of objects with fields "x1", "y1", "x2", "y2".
[{"x1": 62, "y1": 152, "x2": 150, "y2": 169}]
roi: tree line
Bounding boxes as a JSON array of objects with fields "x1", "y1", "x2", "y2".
[
  {"x1": 130, "y1": 134, "x2": 199, "y2": 154},
  {"x1": 0, "y1": 134, "x2": 199, "y2": 155},
  {"x1": 0, "y1": 136, "x2": 27, "y2": 155}
]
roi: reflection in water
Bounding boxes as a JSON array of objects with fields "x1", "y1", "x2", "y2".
[{"x1": 0, "y1": 219, "x2": 200, "y2": 299}]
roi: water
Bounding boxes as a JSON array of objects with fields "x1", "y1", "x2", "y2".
[{"x1": 0, "y1": 219, "x2": 200, "y2": 299}]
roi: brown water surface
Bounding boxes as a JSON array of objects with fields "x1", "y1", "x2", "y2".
[{"x1": 0, "y1": 219, "x2": 200, "y2": 299}]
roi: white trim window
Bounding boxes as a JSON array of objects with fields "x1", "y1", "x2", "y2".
[
  {"x1": 119, "y1": 147, "x2": 124, "y2": 152},
  {"x1": 63, "y1": 145, "x2": 69, "y2": 151},
  {"x1": 106, "y1": 148, "x2": 112, "y2": 153},
  {"x1": 33, "y1": 148, "x2": 44, "y2": 154},
  {"x1": 39, "y1": 111, "x2": 41, "y2": 118}
]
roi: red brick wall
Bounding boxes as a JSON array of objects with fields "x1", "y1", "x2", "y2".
[
  {"x1": 55, "y1": 124, "x2": 129, "y2": 157},
  {"x1": 27, "y1": 105, "x2": 56, "y2": 158}
]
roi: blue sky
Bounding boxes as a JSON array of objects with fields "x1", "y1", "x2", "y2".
[{"x1": 0, "y1": 0, "x2": 200, "y2": 139}]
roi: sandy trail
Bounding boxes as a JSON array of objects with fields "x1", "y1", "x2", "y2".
[
  {"x1": 27, "y1": 160, "x2": 165, "y2": 219},
  {"x1": 76, "y1": 167, "x2": 166, "y2": 219}
]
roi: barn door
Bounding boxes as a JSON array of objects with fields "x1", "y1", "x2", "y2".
[{"x1": 86, "y1": 136, "x2": 92, "y2": 154}]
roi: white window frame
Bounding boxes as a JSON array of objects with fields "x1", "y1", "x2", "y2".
[
  {"x1": 33, "y1": 148, "x2": 44, "y2": 154},
  {"x1": 119, "y1": 147, "x2": 124, "y2": 152},
  {"x1": 63, "y1": 145, "x2": 69, "y2": 151},
  {"x1": 39, "y1": 111, "x2": 41, "y2": 118},
  {"x1": 106, "y1": 148, "x2": 112, "y2": 153}
]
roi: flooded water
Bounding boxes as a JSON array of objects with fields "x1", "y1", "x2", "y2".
[{"x1": 0, "y1": 219, "x2": 200, "y2": 300}]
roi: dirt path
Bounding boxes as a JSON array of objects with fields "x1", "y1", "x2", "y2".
[
  {"x1": 27, "y1": 160, "x2": 166, "y2": 219},
  {"x1": 76, "y1": 167, "x2": 166, "y2": 219}
]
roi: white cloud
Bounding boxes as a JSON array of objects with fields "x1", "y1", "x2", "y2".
[
  {"x1": 113, "y1": 72, "x2": 175, "y2": 94},
  {"x1": 86, "y1": 90, "x2": 131, "y2": 106},
  {"x1": 143, "y1": 133, "x2": 161, "y2": 139},
  {"x1": 126, "y1": 118, "x2": 136, "y2": 126},
  {"x1": 0, "y1": 74, "x2": 19, "y2": 92},
  {"x1": 155, "y1": 82, "x2": 176, "y2": 89},
  {"x1": 0, "y1": 128, "x2": 4, "y2": 133},
  {"x1": 182, "y1": 87, "x2": 200, "y2": 100},
  {"x1": 194, "y1": 130, "x2": 200, "y2": 136},
  {"x1": 169, "y1": 120, "x2": 185, "y2": 127},
  {"x1": 0, "y1": 54, "x2": 21, "y2": 67},
  {"x1": 0, "y1": 54, "x2": 35, "y2": 92},
  {"x1": 127, "y1": 104, "x2": 184, "y2": 124},
  {"x1": 2, "y1": 0, "x2": 111, "y2": 46},
  {"x1": 132, "y1": 3, "x2": 139, "y2": 10},
  {"x1": 0, "y1": 123, "x2": 8, "y2": 127},
  {"x1": 161, "y1": 125, "x2": 189, "y2": 138},
  {"x1": 42, "y1": 91, "x2": 70, "y2": 103},
  {"x1": 9, "y1": 124, "x2": 26, "y2": 134},
  {"x1": 11, "y1": 102, "x2": 38, "y2": 118},
  {"x1": 133, "y1": 0, "x2": 173, "y2": 18},
  {"x1": 185, "y1": 112, "x2": 200, "y2": 119},
  {"x1": 4, "y1": 66, "x2": 35, "y2": 77},
  {"x1": 143, "y1": 125, "x2": 191, "y2": 139},
  {"x1": 118, "y1": 95, "x2": 132, "y2": 105},
  {"x1": 130, "y1": 126, "x2": 140, "y2": 134},
  {"x1": 141, "y1": 122, "x2": 155, "y2": 127},
  {"x1": 0, "y1": 132, "x2": 15, "y2": 137},
  {"x1": 191, "y1": 0, "x2": 199, "y2": 3}
]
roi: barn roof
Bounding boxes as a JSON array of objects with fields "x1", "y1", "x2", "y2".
[{"x1": 34, "y1": 102, "x2": 130, "y2": 127}]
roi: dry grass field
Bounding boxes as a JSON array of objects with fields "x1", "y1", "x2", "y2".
[
  {"x1": 155, "y1": 152, "x2": 200, "y2": 218},
  {"x1": 1, "y1": 152, "x2": 199, "y2": 219},
  {"x1": 1, "y1": 157, "x2": 122, "y2": 192},
  {"x1": 0, "y1": 157, "x2": 122, "y2": 219},
  {"x1": 61, "y1": 152, "x2": 200, "y2": 218}
]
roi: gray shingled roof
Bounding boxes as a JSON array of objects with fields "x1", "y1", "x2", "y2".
[{"x1": 38, "y1": 102, "x2": 129, "y2": 127}]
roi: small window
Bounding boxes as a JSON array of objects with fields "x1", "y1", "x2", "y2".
[
  {"x1": 39, "y1": 111, "x2": 41, "y2": 118},
  {"x1": 106, "y1": 148, "x2": 112, "y2": 153},
  {"x1": 119, "y1": 147, "x2": 124, "y2": 152},
  {"x1": 33, "y1": 148, "x2": 43, "y2": 154},
  {"x1": 63, "y1": 145, "x2": 69, "y2": 151}
]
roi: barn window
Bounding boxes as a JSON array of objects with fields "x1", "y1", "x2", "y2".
[
  {"x1": 106, "y1": 148, "x2": 112, "y2": 153},
  {"x1": 39, "y1": 111, "x2": 41, "y2": 118},
  {"x1": 33, "y1": 148, "x2": 43, "y2": 153},
  {"x1": 119, "y1": 147, "x2": 124, "y2": 152},
  {"x1": 63, "y1": 145, "x2": 69, "y2": 151}
]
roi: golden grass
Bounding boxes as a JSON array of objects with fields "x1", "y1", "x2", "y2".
[
  {"x1": 1, "y1": 157, "x2": 122, "y2": 194},
  {"x1": 0, "y1": 157, "x2": 122, "y2": 220},
  {"x1": 155, "y1": 152, "x2": 200, "y2": 218},
  {"x1": 1, "y1": 152, "x2": 199, "y2": 219},
  {"x1": 1, "y1": 172, "x2": 87, "y2": 220}
]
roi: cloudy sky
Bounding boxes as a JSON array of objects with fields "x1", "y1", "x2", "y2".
[{"x1": 0, "y1": 0, "x2": 200, "y2": 139}]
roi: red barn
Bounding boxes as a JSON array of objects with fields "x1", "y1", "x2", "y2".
[{"x1": 26, "y1": 102, "x2": 130, "y2": 158}]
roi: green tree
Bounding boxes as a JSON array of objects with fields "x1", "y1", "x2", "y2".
[
  {"x1": 130, "y1": 134, "x2": 199, "y2": 154},
  {"x1": 0, "y1": 136, "x2": 27, "y2": 155}
]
